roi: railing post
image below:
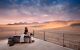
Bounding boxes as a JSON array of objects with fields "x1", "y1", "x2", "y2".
[
  {"x1": 63, "y1": 32, "x2": 65, "y2": 47},
  {"x1": 33, "y1": 30, "x2": 35, "y2": 37},
  {"x1": 43, "y1": 31, "x2": 46, "y2": 41}
]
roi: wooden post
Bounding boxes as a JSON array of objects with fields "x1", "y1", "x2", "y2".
[
  {"x1": 63, "y1": 33, "x2": 65, "y2": 47},
  {"x1": 33, "y1": 30, "x2": 34, "y2": 37},
  {"x1": 44, "y1": 31, "x2": 46, "y2": 41}
]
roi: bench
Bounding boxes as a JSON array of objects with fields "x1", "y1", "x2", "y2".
[{"x1": 8, "y1": 36, "x2": 34, "y2": 46}]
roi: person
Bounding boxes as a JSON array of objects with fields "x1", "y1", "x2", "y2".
[
  {"x1": 24, "y1": 27, "x2": 28, "y2": 34},
  {"x1": 20, "y1": 27, "x2": 28, "y2": 43}
]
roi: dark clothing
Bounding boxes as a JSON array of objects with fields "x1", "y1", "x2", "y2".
[{"x1": 24, "y1": 27, "x2": 28, "y2": 34}]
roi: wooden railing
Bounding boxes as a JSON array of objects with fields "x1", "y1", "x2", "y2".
[{"x1": 33, "y1": 30, "x2": 80, "y2": 50}]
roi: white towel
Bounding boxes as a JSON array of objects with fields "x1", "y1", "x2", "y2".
[{"x1": 20, "y1": 34, "x2": 25, "y2": 42}]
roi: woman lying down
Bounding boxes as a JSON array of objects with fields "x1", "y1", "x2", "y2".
[{"x1": 20, "y1": 27, "x2": 34, "y2": 43}]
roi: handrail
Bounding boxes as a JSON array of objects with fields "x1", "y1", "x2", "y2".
[{"x1": 33, "y1": 30, "x2": 80, "y2": 50}]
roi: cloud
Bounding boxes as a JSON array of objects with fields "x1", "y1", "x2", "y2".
[{"x1": 0, "y1": 0, "x2": 80, "y2": 24}]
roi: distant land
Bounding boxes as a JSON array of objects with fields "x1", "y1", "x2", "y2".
[
  {"x1": 7, "y1": 22, "x2": 39, "y2": 25},
  {"x1": 6, "y1": 20, "x2": 80, "y2": 30},
  {"x1": 7, "y1": 20, "x2": 80, "y2": 25}
]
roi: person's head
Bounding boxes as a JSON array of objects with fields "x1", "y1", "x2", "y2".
[{"x1": 25, "y1": 27, "x2": 28, "y2": 30}]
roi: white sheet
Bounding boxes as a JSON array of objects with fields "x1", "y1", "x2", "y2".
[{"x1": 20, "y1": 34, "x2": 25, "y2": 42}]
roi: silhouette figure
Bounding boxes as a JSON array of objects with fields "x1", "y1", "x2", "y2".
[{"x1": 24, "y1": 27, "x2": 28, "y2": 34}]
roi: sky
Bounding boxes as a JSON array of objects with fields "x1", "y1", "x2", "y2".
[{"x1": 0, "y1": 0, "x2": 80, "y2": 24}]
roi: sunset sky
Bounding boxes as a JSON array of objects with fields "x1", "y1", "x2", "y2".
[{"x1": 0, "y1": 0, "x2": 80, "y2": 24}]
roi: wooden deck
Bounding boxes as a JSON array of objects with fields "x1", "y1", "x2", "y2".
[{"x1": 0, "y1": 38, "x2": 73, "y2": 50}]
